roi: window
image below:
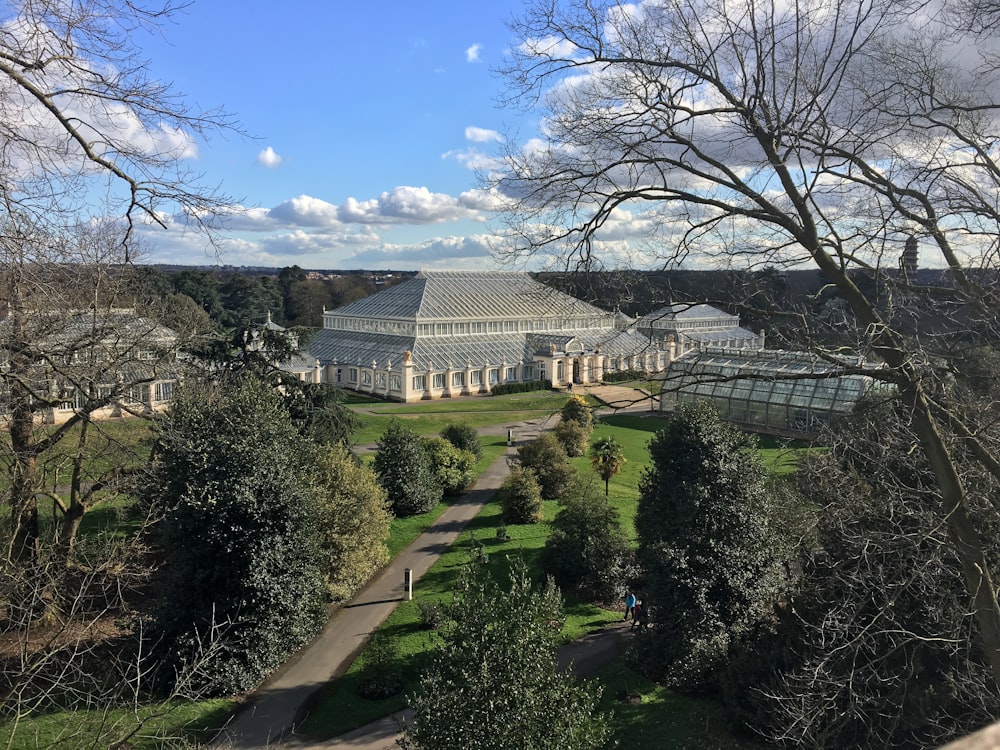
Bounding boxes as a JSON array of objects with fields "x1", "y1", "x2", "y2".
[
  {"x1": 489, "y1": 369, "x2": 499, "y2": 384},
  {"x1": 471, "y1": 370, "x2": 482, "y2": 385},
  {"x1": 522, "y1": 365, "x2": 534, "y2": 380},
  {"x1": 390, "y1": 374, "x2": 401, "y2": 391},
  {"x1": 488, "y1": 321, "x2": 502, "y2": 333},
  {"x1": 154, "y1": 382, "x2": 172, "y2": 402},
  {"x1": 413, "y1": 375, "x2": 426, "y2": 391},
  {"x1": 471, "y1": 322, "x2": 486, "y2": 334},
  {"x1": 454, "y1": 322, "x2": 468, "y2": 335},
  {"x1": 127, "y1": 385, "x2": 149, "y2": 404},
  {"x1": 452, "y1": 371, "x2": 465, "y2": 387},
  {"x1": 362, "y1": 370, "x2": 372, "y2": 386},
  {"x1": 349, "y1": 368, "x2": 358, "y2": 383},
  {"x1": 435, "y1": 323, "x2": 450, "y2": 335},
  {"x1": 433, "y1": 373, "x2": 445, "y2": 389},
  {"x1": 505, "y1": 367, "x2": 517, "y2": 382},
  {"x1": 375, "y1": 372, "x2": 386, "y2": 388}
]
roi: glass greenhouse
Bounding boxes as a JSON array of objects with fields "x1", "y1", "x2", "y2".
[{"x1": 658, "y1": 348, "x2": 877, "y2": 437}]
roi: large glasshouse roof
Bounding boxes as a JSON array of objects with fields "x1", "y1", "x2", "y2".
[{"x1": 327, "y1": 270, "x2": 610, "y2": 322}]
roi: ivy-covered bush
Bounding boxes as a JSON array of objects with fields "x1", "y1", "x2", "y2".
[{"x1": 149, "y1": 377, "x2": 327, "y2": 695}]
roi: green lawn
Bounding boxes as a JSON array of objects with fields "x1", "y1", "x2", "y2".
[
  {"x1": 0, "y1": 698, "x2": 236, "y2": 750},
  {"x1": 596, "y1": 664, "x2": 767, "y2": 749},
  {"x1": 349, "y1": 391, "x2": 598, "y2": 445}
]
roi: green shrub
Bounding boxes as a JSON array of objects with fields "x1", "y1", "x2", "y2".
[
  {"x1": 498, "y1": 466, "x2": 544, "y2": 524},
  {"x1": 553, "y1": 419, "x2": 591, "y2": 457},
  {"x1": 602, "y1": 369, "x2": 645, "y2": 383},
  {"x1": 541, "y1": 481, "x2": 636, "y2": 603},
  {"x1": 416, "y1": 599, "x2": 447, "y2": 630},
  {"x1": 490, "y1": 380, "x2": 549, "y2": 396},
  {"x1": 517, "y1": 433, "x2": 576, "y2": 500},
  {"x1": 374, "y1": 421, "x2": 443, "y2": 516},
  {"x1": 423, "y1": 437, "x2": 476, "y2": 495},
  {"x1": 357, "y1": 631, "x2": 404, "y2": 700},
  {"x1": 315, "y1": 444, "x2": 392, "y2": 602},
  {"x1": 440, "y1": 423, "x2": 483, "y2": 460},
  {"x1": 560, "y1": 395, "x2": 593, "y2": 429}
]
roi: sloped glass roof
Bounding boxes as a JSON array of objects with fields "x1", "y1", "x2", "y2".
[
  {"x1": 640, "y1": 303, "x2": 735, "y2": 323},
  {"x1": 327, "y1": 270, "x2": 611, "y2": 322},
  {"x1": 660, "y1": 348, "x2": 878, "y2": 435}
]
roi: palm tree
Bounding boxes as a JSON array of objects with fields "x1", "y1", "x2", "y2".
[{"x1": 590, "y1": 436, "x2": 626, "y2": 496}]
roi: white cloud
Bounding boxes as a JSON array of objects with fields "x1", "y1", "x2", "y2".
[
  {"x1": 466, "y1": 43, "x2": 482, "y2": 63},
  {"x1": 269, "y1": 195, "x2": 341, "y2": 227},
  {"x1": 465, "y1": 126, "x2": 501, "y2": 143},
  {"x1": 257, "y1": 146, "x2": 282, "y2": 168},
  {"x1": 338, "y1": 186, "x2": 486, "y2": 224}
]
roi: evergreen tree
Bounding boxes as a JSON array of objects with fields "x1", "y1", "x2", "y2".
[
  {"x1": 498, "y1": 466, "x2": 544, "y2": 525},
  {"x1": 542, "y1": 480, "x2": 634, "y2": 602},
  {"x1": 374, "y1": 420, "x2": 443, "y2": 516},
  {"x1": 149, "y1": 377, "x2": 326, "y2": 695},
  {"x1": 401, "y1": 560, "x2": 610, "y2": 750},
  {"x1": 636, "y1": 401, "x2": 783, "y2": 689}
]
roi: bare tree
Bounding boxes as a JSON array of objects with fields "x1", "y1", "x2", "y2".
[
  {"x1": 497, "y1": 0, "x2": 1000, "y2": 685},
  {"x1": 0, "y1": 0, "x2": 234, "y2": 565},
  {"x1": 0, "y1": 214, "x2": 196, "y2": 566},
  {"x1": 0, "y1": 0, "x2": 235, "y2": 246}
]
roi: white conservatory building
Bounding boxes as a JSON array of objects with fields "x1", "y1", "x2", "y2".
[{"x1": 306, "y1": 270, "x2": 676, "y2": 402}]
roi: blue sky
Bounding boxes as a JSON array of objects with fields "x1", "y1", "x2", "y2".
[{"x1": 138, "y1": 1, "x2": 529, "y2": 270}]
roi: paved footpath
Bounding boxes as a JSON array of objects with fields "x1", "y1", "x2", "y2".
[{"x1": 213, "y1": 413, "x2": 559, "y2": 749}]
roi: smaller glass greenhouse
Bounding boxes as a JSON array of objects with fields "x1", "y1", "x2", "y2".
[{"x1": 658, "y1": 348, "x2": 877, "y2": 437}]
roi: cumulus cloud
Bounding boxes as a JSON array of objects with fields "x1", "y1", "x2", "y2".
[
  {"x1": 257, "y1": 146, "x2": 282, "y2": 168},
  {"x1": 269, "y1": 195, "x2": 342, "y2": 227},
  {"x1": 465, "y1": 126, "x2": 501, "y2": 143},
  {"x1": 466, "y1": 43, "x2": 482, "y2": 63},
  {"x1": 338, "y1": 186, "x2": 486, "y2": 224}
]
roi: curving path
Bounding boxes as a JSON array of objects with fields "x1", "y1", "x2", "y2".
[{"x1": 213, "y1": 386, "x2": 657, "y2": 749}]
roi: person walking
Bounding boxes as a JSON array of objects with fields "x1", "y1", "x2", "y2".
[
  {"x1": 630, "y1": 600, "x2": 643, "y2": 631},
  {"x1": 624, "y1": 590, "x2": 636, "y2": 621}
]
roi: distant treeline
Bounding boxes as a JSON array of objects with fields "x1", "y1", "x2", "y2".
[{"x1": 138, "y1": 265, "x2": 415, "y2": 329}]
